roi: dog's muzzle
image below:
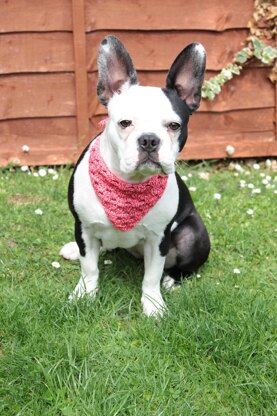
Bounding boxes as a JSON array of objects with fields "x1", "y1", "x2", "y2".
[{"x1": 137, "y1": 133, "x2": 161, "y2": 170}]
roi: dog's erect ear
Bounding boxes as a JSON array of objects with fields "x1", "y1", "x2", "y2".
[
  {"x1": 166, "y1": 43, "x2": 206, "y2": 113},
  {"x1": 97, "y1": 35, "x2": 138, "y2": 107}
]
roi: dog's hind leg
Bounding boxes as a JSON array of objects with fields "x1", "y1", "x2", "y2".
[{"x1": 163, "y1": 212, "x2": 210, "y2": 287}]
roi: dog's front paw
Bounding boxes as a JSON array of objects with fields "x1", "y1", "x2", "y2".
[
  {"x1": 60, "y1": 242, "x2": 80, "y2": 261},
  {"x1": 68, "y1": 280, "x2": 98, "y2": 302},
  {"x1": 141, "y1": 292, "x2": 167, "y2": 317}
]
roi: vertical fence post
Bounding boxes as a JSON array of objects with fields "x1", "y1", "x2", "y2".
[
  {"x1": 72, "y1": 0, "x2": 89, "y2": 148},
  {"x1": 275, "y1": 83, "x2": 277, "y2": 144}
]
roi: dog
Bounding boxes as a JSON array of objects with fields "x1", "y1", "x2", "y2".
[{"x1": 60, "y1": 35, "x2": 210, "y2": 316}]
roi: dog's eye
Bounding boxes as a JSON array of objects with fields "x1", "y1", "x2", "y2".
[
  {"x1": 168, "y1": 122, "x2": 181, "y2": 131},
  {"x1": 119, "y1": 120, "x2": 132, "y2": 129}
]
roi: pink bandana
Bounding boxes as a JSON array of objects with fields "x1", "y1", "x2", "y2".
[{"x1": 88, "y1": 137, "x2": 168, "y2": 231}]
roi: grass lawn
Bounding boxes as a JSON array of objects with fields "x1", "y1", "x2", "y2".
[{"x1": 0, "y1": 160, "x2": 276, "y2": 415}]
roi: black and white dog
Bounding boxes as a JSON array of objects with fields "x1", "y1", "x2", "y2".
[{"x1": 60, "y1": 35, "x2": 210, "y2": 316}]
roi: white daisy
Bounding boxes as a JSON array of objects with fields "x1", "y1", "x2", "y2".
[
  {"x1": 48, "y1": 168, "x2": 57, "y2": 175},
  {"x1": 265, "y1": 159, "x2": 272, "y2": 168},
  {"x1": 214, "y1": 193, "x2": 221, "y2": 200},
  {"x1": 199, "y1": 172, "x2": 210, "y2": 180},
  {"x1": 234, "y1": 163, "x2": 244, "y2": 173},
  {"x1": 38, "y1": 168, "x2": 47, "y2": 177}
]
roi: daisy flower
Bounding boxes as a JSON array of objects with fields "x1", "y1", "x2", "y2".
[{"x1": 214, "y1": 193, "x2": 221, "y2": 200}]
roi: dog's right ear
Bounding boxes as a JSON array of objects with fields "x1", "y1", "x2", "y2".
[
  {"x1": 166, "y1": 43, "x2": 206, "y2": 113},
  {"x1": 97, "y1": 36, "x2": 138, "y2": 107}
]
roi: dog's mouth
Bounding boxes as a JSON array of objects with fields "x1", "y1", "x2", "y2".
[{"x1": 136, "y1": 156, "x2": 166, "y2": 175}]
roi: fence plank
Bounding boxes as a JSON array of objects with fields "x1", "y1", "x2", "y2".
[
  {"x1": 88, "y1": 68, "x2": 275, "y2": 116},
  {"x1": 182, "y1": 132, "x2": 277, "y2": 159},
  {"x1": 85, "y1": 0, "x2": 253, "y2": 31},
  {"x1": 0, "y1": 117, "x2": 78, "y2": 165},
  {"x1": 91, "y1": 108, "x2": 275, "y2": 135},
  {"x1": 0, "y1": 29, "x2": 248, "y2": 75},
  {"x1": 72, "y1": 0, "x2": 89, "y2": 145},
  {"x1": 0, "y1": 0, "x2": 72, "y2": 33},
  {"x1": 86, "y1": 30, "x2": 248, "y2": 72},
  {"x1": 0, "y1": 107, "x2": 275, "y2": 166},
  {"x1": 0, "y1": 33, "x2": 74, "y2": 74},
  {"x1": 0, "y1": 74, "x2": 75, "y2": 120}
]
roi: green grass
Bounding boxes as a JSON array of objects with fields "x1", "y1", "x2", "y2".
[{"x1": 0, "y1": 162, "x2": 276, "y2": 415}]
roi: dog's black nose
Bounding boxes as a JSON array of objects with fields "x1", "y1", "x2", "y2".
[{"x1": 138, "y1": 134, "x2": 160, "y2": 153}]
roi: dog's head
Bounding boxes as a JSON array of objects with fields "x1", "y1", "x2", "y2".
[{"x1": 97, "y1": 35, "x2": 206, "y2": 180}]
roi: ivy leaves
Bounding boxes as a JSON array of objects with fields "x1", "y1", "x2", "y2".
[
  {"x1": 201, "y1": 0, "x2": 277, "y2": 101},
  {"x1": 202, "y1": 37, "x2": 277, "y2": 101},
  {"x1": 202, "y1": 64, "x2": 242, "y2": 100}
]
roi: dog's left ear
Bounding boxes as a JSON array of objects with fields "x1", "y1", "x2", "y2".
[
  {"x1": 97, "y1": 35, "x2": 138, "y2": 107},
  {"x1": 166, "y1": 43, "x2": 206, "y2": 113}
]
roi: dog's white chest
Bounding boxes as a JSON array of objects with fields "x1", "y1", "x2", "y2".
[
  {"x1": 72, "y1": 148, "x2": 179, "y2": 250},
  {"x1": 89, "y1": 223, "x2": 146, "y2": 249}
]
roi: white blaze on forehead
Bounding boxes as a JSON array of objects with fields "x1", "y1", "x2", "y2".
[{"x1": 108, "y1": 85, "x2": 181, "y2": 124}]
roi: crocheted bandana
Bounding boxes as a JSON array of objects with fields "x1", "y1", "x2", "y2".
[{"x1": 88, "y1": 137, "x2": 168, "y2": 231}]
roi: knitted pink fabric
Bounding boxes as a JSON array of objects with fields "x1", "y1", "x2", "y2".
[{"x1": 88, "y1": 137, "x2": 168, "y2": 231}]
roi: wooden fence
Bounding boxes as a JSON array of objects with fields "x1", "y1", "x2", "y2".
[{"x1": 0, "y1": 0, "x2": 276, "y2": 166}]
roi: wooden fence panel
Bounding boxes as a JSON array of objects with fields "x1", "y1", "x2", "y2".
[{"x1": 0, "y1": 0, "x2": 276, "y2": 166}]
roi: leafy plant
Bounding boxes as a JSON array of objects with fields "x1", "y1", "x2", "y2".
[{"x1": 202, "y1": 0, "x2": 277, "y2": 100}]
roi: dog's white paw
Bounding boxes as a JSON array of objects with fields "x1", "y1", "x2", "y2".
[
  {"x1": 68, "y1": 280, "x2": 98, "y2": 302},
  {"x1": 60, "y1": 242, "x2": 80, "y2": 261},
  {"x1": 141, "y1": 293, "x2": 167, "y2": 317},
  {"x1": 162, "y1": 275, "x2": 181, "y2": 291},
  {"x1": 162, "y1": 275, "x2": 175, "y2": 290}
]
